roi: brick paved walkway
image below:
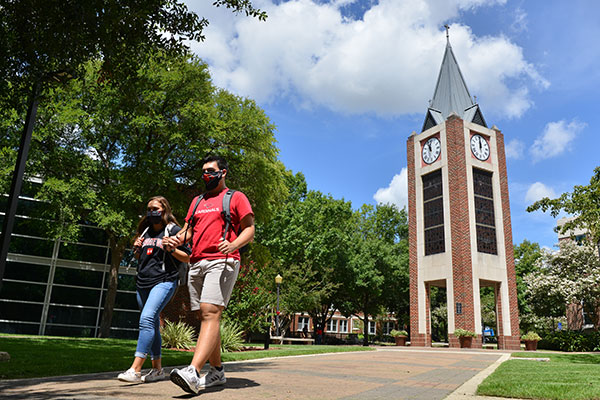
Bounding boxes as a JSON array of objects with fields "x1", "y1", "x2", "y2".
[{"x1": 0, "y1": 348, "x2": 509, "y2": 399}]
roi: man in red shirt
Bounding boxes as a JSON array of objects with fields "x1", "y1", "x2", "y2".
[{"x1": 164, "y1": 155, "x2": 254, "y2": 394}]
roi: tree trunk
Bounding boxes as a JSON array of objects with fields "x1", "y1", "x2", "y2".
[
  {"x1": 99, "y1": 236, "x2": 126, "y2": 337},
  {"x1": 362, "y1": 314, "x2": 369, "y2": 347}
]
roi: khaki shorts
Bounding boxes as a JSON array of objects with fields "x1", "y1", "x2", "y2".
[{"x1": 188, "y1": 258, "x2": 240, "y2": 310}]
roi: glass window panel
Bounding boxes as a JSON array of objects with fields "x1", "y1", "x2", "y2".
[
  {"x1": 422, "y1": 170, "x2": 443, "y2": 201},
  {"x1": 424, "y1": 226, "x2": 445, "y2": 255},
  {"x1": 4, "y1": 262, "x2": 50, "y2": 283},
  {"x1": 476, "y1": 225, "x2": 497, "y2": 254},
  {"x1": 110, "y1": 310, "x2": 140, "y2": 329},
  {"x1": 0, "y1": 281, "x2": 46, "y2": 302},
  {"x1": 424, "y1": 197, "x2": 444, "y2": 228},
  {"x1": 339, "y1": 320, "x2": 348, "y2": 333},
  {"x1": 20, "y1": 181, "x2": 42, "y2": 198},
  {"x1": 8, "y1": 235, "x2": 54, "y2": 257},
  {"x1": 59, "y1": 242, "x2": 107, "y2": 264},
  {"x1": 116, "y1": 274, "x2": 136, "y2": 292},
  {"x1": 16, "y1": 198, "x2": 48, "y2": 219},
  {"x1": 0, "y1": 322, "x2": 39, "y2": 335},
  {"x1": 327, "y1": 319, "x2": 337, "y2": 332},
  {"x1": 45, "y1": 325, "x2": 95, "y2": 338},
  {"x1": 473, "y1": 169, "x2": 493, "y2": 198},
  {"x1": 0, "y1": 301, "x2": 42, "y2": 322},
  {"x1": 108, "y1": 327, "x2": 138, "y2": 340},
  {"x1": 475, "y1": 197, "x2": 495, "y2": 226},
  {"x1": 79, "y1": 225, "x2": 109, "y2": 246},
  {"x1": 50, "y1": 286, "x2": 101, "y2": 307},
  {"x1": 368, "y1": 321, "x2": 376, "y2": 334},
  {"x1": 47, "y1": 305, "x2": 98, "y2": 326},
  {"x1": 53, "y1": 267, "x2": 104, "y2": 288},
  {"x1": 100, "y1": 290, "x2": 139, "y2": 311},
  {"x1": 12, "y1": 216, "x2": 52, "y2": 238}
]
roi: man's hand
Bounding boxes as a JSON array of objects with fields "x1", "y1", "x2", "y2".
[{"x1": 218, "y1": 238, "x2": 237, "y2": 255}]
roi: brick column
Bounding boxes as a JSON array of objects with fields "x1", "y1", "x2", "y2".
[
  {"x1": 495, "y1": 129, "x2": 521, "y2": 350},
  {"x1": 408, "y1": 134, "x2": 427, "y2": 347},
  {"x1": 446, "y1": 115, "x2": 475, "y2": 347}
]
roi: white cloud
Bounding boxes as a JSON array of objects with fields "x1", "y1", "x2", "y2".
[
  {"x1": 373, "y1": 168, "x2": 408, "y2": 210},
  {"x1": 530, "y1": 119, "x2": 586, "y2": 162},
  {"x1": 505, "y1": 138, "x2": 525, "y2": 159},
  {"x1": 510, "y1": 7, "x2": 528, "y2": 33},
  {"x1": 185, "y1": 0, "x2": 545, "y2": 118},
  {"x1": 525, "y1": 182, "x2": 557, "y2": 204}
]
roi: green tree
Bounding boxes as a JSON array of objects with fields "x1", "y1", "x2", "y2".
[
  {"x1": 6, "y1": 54, "x2": 285, "y2": 337},
  {"x1": 513, "y1": 240, "x2": 542, "y2": 317},
  {"x1": 527, "y1": 166, "x2": 600, "y2": 253},
  {"x1": 258, "y1": 174, "x2": 353, "y2": 337},
  {"x1": 336, "y1": 204, "x2": 409, "y2": 346},
  {"x1": 525, "y1": 241, "x2": 600, "y2": 330}
]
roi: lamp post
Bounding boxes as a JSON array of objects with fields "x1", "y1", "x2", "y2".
[{"x1": 275, "y1": 274, "x2": 283, "y2": 336}]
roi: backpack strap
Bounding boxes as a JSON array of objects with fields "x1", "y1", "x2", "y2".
[
  {"x1": 184, "y1": 193, "x2": 205, "y2": 244},
  {"x1": 221, "y1": 189, "x2": 236, "y2": 240}
]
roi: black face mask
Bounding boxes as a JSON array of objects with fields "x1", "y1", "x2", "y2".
[
  {"x1": 202, "y1": 170, "x2": 223, "y2": 191},
  {"x1": 147, "y1": 210, "x2": 162, "y2": 225}
]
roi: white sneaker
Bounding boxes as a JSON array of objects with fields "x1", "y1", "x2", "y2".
[
  {"x1": 117, "y1": 368, "x2": 141, "y2": 383},
  {"x1": 198, "y1": 366, "x2": 226, "y2": 388},
  {"x1": 170, "y1": 365, "x2": 201, "y2": 394},
  {"x1": 141, "y1": 368, "x2": 165, "y2": 383}
]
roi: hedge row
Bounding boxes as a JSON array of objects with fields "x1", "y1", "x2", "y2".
[{"x1": 538, "y1": 330, "x2": 600, "y2": 352}]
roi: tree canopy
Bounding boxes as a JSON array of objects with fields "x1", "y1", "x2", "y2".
[
  {"x1": 257, "y1": 175, "x2": 353, "y2": 335},
  {"x1": 527, "y1": 166, "x2": 600, "y2": 251},
  {"x1": 0, "y1": 0, "x2": 265, "y2": 90},
  {"x1": 525, "y1": 241, "x2": 600, "y2": 330},
  {"x1": 336, "y1": 203, "x2": 409, "y2": 345}
]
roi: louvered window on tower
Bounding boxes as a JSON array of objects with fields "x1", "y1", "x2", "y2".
[
  {"x1": 423, "y1": 169, "x2": 445, "y2": 255},
  {"x1": 473, "y1": 168, "x2": 497, "y2": 254}
]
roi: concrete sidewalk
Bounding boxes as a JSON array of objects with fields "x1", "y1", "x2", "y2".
[{"x1": 0, "y1": 347, "x2": 517, "y2": 399}]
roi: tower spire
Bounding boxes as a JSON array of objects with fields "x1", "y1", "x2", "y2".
[{"x1": 421, "y1": 27, "x2": 487, "y2": 131}]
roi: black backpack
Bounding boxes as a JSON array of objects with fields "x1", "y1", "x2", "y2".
[{"x1": 186, "y1": 189, "x2": 248, "y2": 253}]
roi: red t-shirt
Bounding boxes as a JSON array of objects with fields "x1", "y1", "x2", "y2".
[{"x1": 185, "y1": 188, "x2": 253, "y2": 262}]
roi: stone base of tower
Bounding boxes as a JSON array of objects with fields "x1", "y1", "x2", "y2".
[
  {"x1": 497, "y1": 335, "x2": 521, "y2": 350},
  {"x1": 410, "y1": 333, "x2": 430, "y2": 347}
]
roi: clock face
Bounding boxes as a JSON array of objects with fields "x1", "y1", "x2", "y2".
[
  {"x1": 422, "y1": 137, "x2": 441, "y2": 164},
  {"x1": 470, "y1": 134, "x2": 490, "y2": 161}
]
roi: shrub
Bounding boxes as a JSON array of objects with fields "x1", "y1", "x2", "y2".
[
  {"x1": 161, "y1": 320, "x2": 196, "y2": 349},
  {"x1": 539, "y1": 330, "x2": 600, "y2": 352},
  {"x1": 390, "y1": 329, "x2": 408, "y2": 337},
  {"x1": 521, "y1": 331, "x2": 542, "y2": 341},
  {"x1": 220, "y1": 319, "x2": 244, "y2": 353},
  {"x1": 454, "y1": 328, "x2": 477, "y2": 338}
]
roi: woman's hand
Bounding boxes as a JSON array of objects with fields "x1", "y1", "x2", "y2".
[{"x1": 163, "y1": 235, "x2": 181, "y2": 252}]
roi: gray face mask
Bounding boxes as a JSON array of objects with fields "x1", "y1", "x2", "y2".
[{"x1": 147, "y1": 210, "x2": 162, "y2": 225}]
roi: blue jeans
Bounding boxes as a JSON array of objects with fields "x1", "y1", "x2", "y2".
[{"x1": 135, "y1": 280, "x2": 177, "y2": 359}]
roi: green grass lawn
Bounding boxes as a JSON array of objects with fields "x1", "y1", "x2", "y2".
[
  {"x1": 477, "y1": 352, "x2": 600, "y2": 400},
  {"x1": 0, "y1": 335, "x2": 373, "y2": 380}
]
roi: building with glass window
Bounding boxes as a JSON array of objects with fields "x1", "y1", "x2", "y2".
[{"x1": 0, "y1": 184, "x2": 140, "y2": 338}]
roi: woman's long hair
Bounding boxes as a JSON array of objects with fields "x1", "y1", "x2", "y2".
[{"x1": 135, "y1": 196, "x2": 180, "y2": 237}]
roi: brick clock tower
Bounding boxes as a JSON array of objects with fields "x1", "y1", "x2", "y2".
[{"x1": 407, "y1": 30, "x2": 520, "y2": 349}]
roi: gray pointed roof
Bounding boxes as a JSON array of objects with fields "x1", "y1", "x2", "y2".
[{"x1": 421, "y1": 35, "x2": 487, "y2": 132}]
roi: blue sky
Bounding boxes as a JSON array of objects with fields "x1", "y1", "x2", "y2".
[{"x1": 184, "y1": 0, "x2": 600, "y2": 250}]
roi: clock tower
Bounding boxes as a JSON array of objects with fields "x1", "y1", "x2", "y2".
[{"x1": 407, "y1": 31, "x2": 521, "y2": 349}]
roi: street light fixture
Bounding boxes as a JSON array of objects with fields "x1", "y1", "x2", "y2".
[{"x1": 275, "y1": 274, "x2": 283, "y2": 336}]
